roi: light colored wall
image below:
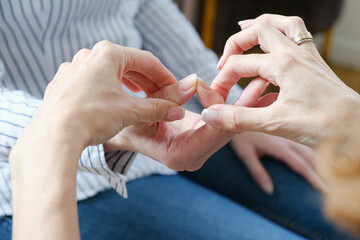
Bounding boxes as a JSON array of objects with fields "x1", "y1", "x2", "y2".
[{"x1": 325, "y1": 0, "x2": 360, "y2": 69}]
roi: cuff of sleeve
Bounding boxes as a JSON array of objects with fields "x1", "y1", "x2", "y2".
[
  {"x1": 78, "y1": 145, "x2": 135, "y2": 198},
  {"x1": 105, "y1": 150, "x2": 137, "y2": 175}
]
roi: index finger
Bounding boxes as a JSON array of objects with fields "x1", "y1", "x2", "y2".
[
  {"x1": 217, "y1": 24, "x2": 295, "y2": 70},
  {"x1": 211, "y1": 54, "x2": 274, "y2": 101},
  {"x1": 90, "y1": 41, "x2": 178, "y2": 93},
  {"x1": 122, "y1": 47, "x2": 177, "y2": 90}
]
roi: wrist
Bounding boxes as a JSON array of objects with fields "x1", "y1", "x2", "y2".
[
  {"x1": 34, "y1": 106, "x2": 91, "y2": 149},
  {"x1": 10, "y1": 118, "x2": 84, "y2": 183}
]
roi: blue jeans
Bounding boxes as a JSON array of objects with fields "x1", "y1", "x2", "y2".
[
  {"x1": 0, "y1": 174, "x2": 304, "y2": 240},
  {"x1": 181, "y1": 144, "x2": 356, "y2": 240},
  {"x1": 0, "y1": 144, "x2": 355, "y2": 239}
]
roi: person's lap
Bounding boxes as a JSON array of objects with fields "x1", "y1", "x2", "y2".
[
  {"x1": 181, "y1": 143, "x2": 356, "y2": 240},
  {"x1": 80, "y1": 174, "x2": 306, "y2": 240},
  {"x1": 0, "y1": 174, "x2": 305, "y2": 240},
  {"x1": 1, "y1": 141, "x2": 355, "y2": 239}
]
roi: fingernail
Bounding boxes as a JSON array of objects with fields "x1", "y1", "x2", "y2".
[
  {"x1": 237, "y1": 20, "x2": 247, "y2": 26},
  {"x1": 197, "y1": 78, "x2": 211, "y2": 90},
  {"x1": 167, "y1": 106, "x2": 185, "y2": 121},
  {"x1": 261, "y1": 82, "x2": 270, "y2": 93},
  {"x1": 201, "y1": 109, "x2": 221, "y2": 125},
  {"x1": 179, "y1": 74, "x2": 197, "y2": 92},
  {"x1": 237, "y1": 19, "x2": 254, "y2": 26},
  {"x1": 261, "y1": 181, "x2": 274, "y2": 195},
  {"x1": 217, "y1": 56, "x2": 223, "y2": 70}
]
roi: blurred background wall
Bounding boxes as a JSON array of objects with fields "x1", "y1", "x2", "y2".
[{"x1": 327, "y1": 0, "x2": 360, "y2": 70}]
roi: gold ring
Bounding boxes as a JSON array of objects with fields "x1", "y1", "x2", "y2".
[{"x1": 291, "y1": 31, "x2": 315, "y2": 45}]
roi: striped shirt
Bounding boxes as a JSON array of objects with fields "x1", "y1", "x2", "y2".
[{"x1": 0, "y1": 0, "x2": 242, "y2": 217}]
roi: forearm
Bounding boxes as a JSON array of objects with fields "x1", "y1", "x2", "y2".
[{"x1": 10, "y1": 120, "x2": 84, "y2": 240}]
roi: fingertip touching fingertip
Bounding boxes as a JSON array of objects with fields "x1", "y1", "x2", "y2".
[{"x1": 179, "y1": 73, "x2": 197, "y2": 92}]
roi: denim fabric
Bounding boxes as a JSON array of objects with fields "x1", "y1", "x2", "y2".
[
  {"x1": 79, "y1": 175, "x2": 306, "y2": 240},
  {"x1": 181, "y1": 144, "x2": 357, "y2": 240},
  {"x1": 0, "y1": 175, "x2": 305, "y2": 240},
  {"x1": 0, "y1": 215, "x2": 11, "y2": 239}
]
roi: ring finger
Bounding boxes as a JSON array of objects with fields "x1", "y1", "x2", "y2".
[{"x1": 240, "y1": 14, "x2": 318, "y2": 55}]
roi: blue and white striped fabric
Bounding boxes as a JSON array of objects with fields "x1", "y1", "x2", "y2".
[{"x1": 0, "y1": 0, "x2": 242, "y2": 217}]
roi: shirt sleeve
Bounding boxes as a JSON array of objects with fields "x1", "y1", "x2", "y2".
[
  {"x1": 135, "y1": 0, "x2": 242, "y2": 109},
  {"x1": 0, "y1": 84, "x2": 135, "y2": 197}
]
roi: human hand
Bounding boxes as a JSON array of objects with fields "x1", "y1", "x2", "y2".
[
  {"x1": 9, "y1": 42, "x2": 192, "y2": 240},
  {"x1": 104, "y1": 74, "x2": 234, "y2": 171},
  {"x1": 231, "y1": 132, "x2": 326, "y2": 194},
  {"x1": 10, "y1": 41, "x2": 192, "y2": 181},
  {"x1": 201, "y1": 14, "x2": 360, "y2": 148},
  {"x1": 32, "y1": 41, "x2": 187, "y2": 151},
  {"x1": 104, "y1": 71, "x2": 275, "y2": 171}
]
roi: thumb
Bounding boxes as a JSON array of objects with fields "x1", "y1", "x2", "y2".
[
  {"x1": 201, "y1": 104, "x2": 271, "y2": 132},
  {"x1": 134, "y1": 98, "x2": 185, "y2": 123}
]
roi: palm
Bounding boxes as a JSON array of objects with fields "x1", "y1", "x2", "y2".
[{"x1": 107, "y1": 110, "x2": 232, "y2": 171}]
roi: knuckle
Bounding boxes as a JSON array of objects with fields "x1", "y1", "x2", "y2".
[
  {"x1": 149, "y1": 52, "x2": 161, "y2": 62},
  {"x1": 93, "y1": 40, "x2": 115, "y2": 58},
  {"x1": 77, "y1": 48, "x2": 90, "y2": 56},
  {"x1": 260, "y1": 110, "x2": 285, "y2": 135},
  {"x1": 59, "y1": 62, "x2": 70, "y2": 70},
  {"x1": 226, "y1": 110, "x2": 244, "y2": 131},
  {"x1": 95, "y1": 40, "x2": 113, "y2": 49},
  {"x1": 226, "y1": 54, "x2": 239, "y2": 68},
  {"x1": 258, "y1": 13, "x2": 272, "y2": 23},
  {"x1": 137, "y1": 99, "x2": 166, "y2": 121},
  {"x1": 253, "y1": 23, "x2": 268, "y2": 33},
  {"x1": 125, "y1": 100, "x2": 141, "y2": 122},
  {"x1": 142, "y1": 50, "x2": 156, "y2": 58},
  {"x1": 73, "y1": 48, "x2": 90, "y2": 61},
  {"x1": 140, "y1": 50, "x2": 161, "y2": 70},
  {"x1": 149, "y1": 100, "x2": 164, "y2": 119},
  {"x1": 77, "y1": 48, "x2": 90, "y2": 55},
  {"x1": 276, "y1": 52, "x2": 296, "y2": 71},
  {"x1": 225, "y1": 34, "x2": 237, "y2": 47},
  {"x1": 289, "y1": 16, "x2": 305, "y2": 27},
  {"x1": 45, "y1": 80, "x2": 54, "y2": 90}
]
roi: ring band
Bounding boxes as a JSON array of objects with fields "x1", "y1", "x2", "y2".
[{"x1": 291, "y1": 31, "x2": 315, "y2": 45}]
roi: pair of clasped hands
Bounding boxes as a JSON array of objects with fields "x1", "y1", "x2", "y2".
[{"x1": 15, "y1": 14, "x2": 360, "y2": 196}]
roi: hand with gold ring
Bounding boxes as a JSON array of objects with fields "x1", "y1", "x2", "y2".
[
  {"x1": 291, "y1": 31, "x2": 314, "y2": 45},
  {"x1": 202, "y1": 14, "x2": 360, "y2": 148}
]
